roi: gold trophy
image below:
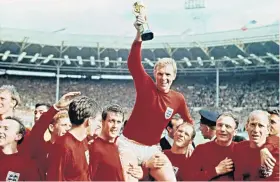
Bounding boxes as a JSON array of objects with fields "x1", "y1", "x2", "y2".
[{"x1": 133, "y1": 1, "x2": 154, "y2": 41}]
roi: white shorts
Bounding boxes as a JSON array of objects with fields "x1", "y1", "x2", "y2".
[{"x1": 117, "y1": 135, "x2": 162, "y2": 165}]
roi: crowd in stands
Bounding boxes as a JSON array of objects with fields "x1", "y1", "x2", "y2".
[{"x1": 0, "y1": 74, "x2": 278, "y2": 128}]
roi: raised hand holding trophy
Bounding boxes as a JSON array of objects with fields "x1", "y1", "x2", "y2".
[{"x1": 133, "y1": 1, "x2": 154, "y2": 41}]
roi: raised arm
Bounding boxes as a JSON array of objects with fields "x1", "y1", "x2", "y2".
[
  {"x1": 127, "y1": 15, "x2": 151, "y2": 92},
  {"x1": 46, "y1": 143, "x2": 69, "y2": 181},
  {"x1": 178, "y1": 94, "x2": 194, "y2": 125},
  {"x1": 29, "y1": 92, "x2": 81, "y2": 153},
  {"x1": 127, "y1": 37, "x2": 146, "y2": 79},
  {"x1": 29, "y1": 107, "x2": 58, "y2": 143}
]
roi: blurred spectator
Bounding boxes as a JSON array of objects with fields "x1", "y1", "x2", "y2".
[{"x1": 0, "y1": 74, "x2": 278, "y2": 131}]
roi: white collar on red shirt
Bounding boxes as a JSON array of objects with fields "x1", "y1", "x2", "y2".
[{"x1": 210, "y1": 135, "x2": 216, "y2": 141}]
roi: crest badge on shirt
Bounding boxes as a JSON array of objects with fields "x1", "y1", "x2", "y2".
[
  {"x1": 85, "y1": 150, "x2": 89, "y2": 165},
  {"x1": 165, "y1": 107, "x2": 174, "y2": 120},
  {"x1": 6, "y1": 171, "x2": 20, "y2": 182}
]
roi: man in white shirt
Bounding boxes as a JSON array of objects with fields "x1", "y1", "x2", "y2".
[{"x1": 160, "y1": 114, "x2": 184, "y2": 150}]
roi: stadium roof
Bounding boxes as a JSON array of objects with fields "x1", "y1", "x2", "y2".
[
  {"x1": 0, "y1": 0, "x2": 279, "y2": 36},
  {"x1": 0, "y1": 24, "x2": 278, "y2": 48},
  {"x1": 0, "y1": 0, "x2": 279, "y2": 77}
]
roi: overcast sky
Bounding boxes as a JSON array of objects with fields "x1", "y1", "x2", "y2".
[{"x1": 0, "y1": 0, "x2": 279, "y2": 36}]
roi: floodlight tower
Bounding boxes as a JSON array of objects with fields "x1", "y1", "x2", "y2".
[
  {"x1": 185, "y1": 0, "x2": 206, "y2": 9},
  {"x1": 183, "y1": 0, "x2": 207, "y2": 34}
]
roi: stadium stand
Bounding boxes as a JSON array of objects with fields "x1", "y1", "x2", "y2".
[{"x1": 0, "y1": 24, "x2": 279, "y2": 129}]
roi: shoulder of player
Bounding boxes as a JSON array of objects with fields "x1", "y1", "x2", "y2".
[
  {"x1": 88, "y1": 137, "x2": 104, "y2": 151},
  {"x1": 266, "y1": 135, "x2": 279, "y2": 144},
  {"x1": 54, "y1": 134, "x2": 68, "y2": 144},
  {"x1": 88, "y1": 137, "x2": 100, "y2": 147},
  {"x1": 233, "y1": 140, "x2": 250, "y2": 151},
  {"x1": 199, "y1": 140, "x2": 224, "y2": 149},
  {"x1": 134, "y1": 75, "x2": 156, "y2": 95},
  {"x1": 168, "y1": 90, "x2": 185, "y2": 100},
  {"x1": 265, "y1": 135, "x2": 279, "y2": 151},
  {"x1": 193, "y1": 141, "x2": 212, "y2": 152},
  {"x1": 163, "y1": 149, "x2": 172, "y2": 155},
  {"x1": 51, "y1": 134, "x2": 75, "y2": 150}
]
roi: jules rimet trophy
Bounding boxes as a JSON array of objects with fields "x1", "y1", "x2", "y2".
[{"x1": 133, "y1": 1, "x2": 154, "y2": 41}]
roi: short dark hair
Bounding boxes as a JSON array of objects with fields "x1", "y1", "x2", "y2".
[
  {"x1": 4, "y1": 116, "x2": 26, "y2": 144},
  {"x1": 267, "y1": 109, "x2": 280, "y2": 116},
  {"x1": 217, "y1": 112, "x2": 239, "y2": 129},
  {"x1": 35, "y1": 103, "x2": 51, "y2": 109},
  {"x1": 0, "y1": 85, "x2": 20, "y2": 109},
  {"x1": 68, "y1": 96, "x2": 101, "y2": 126},
  {"x1": 166, "y1": 114, "x2": 181, "y2": 129},
  {"x1": 102, "y1": 104, "x2": 124, "y2": 122}
]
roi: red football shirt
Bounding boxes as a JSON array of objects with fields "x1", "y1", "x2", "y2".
[
  {"x1": 89, "y1": 137, "x2": 124, "y2": 181},
  {"x1": 233, "y1": 141, "x2": 263, "y2": 181},
  {"x1": 181, "y1": 141, "x2": 235, "y2": 181},
  {"x1": 123, "y1": 41, "x2": 194, "y2": 146},
  {"x1": 263, "y1": 135, "x2": 279, "y2": 181},
  {"x1": 17, "y1": 127, "x2": 31, "y2": 156},
  {"x1": 0, "y1": 152, "x2": 40, "y2": 181},
  {"x1": 163, "y1": 150, "x2": 189, "y2": 180},
  {"x1": 46, "y1": 132, "x2": 90, "y2": 181},
  {"x1": 28, "y1": 106, "x2": 58, "y2": 180}
]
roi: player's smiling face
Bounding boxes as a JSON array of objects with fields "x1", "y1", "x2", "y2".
[
  {"x1": 0, "y1": 90, "x2": 14, "y2": 115},
  {"x1": 102, "y1": 112, "x2": 123, "y2": 140},
  {"x1": 0, "y1": 119, "x2": 22, "y2": 147},
  {"x1": 154, "y1": 64, "x2": 175, "y2": 93},
  {"x1": 215, "y1": 116, "x2": 237, "y2": 145},
  {"x1": 174, "y1": 124, "x2": 193, "y2": 148}
]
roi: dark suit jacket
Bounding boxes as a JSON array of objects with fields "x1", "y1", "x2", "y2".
[
  {"x1": 160, "y1": 136, "x2": 196, "y2": 151},
  {"x1": 232, "y1": 135, "x2": 247, "y2": 142},
  {"x1": 160, "y1": 137, "x2": 172, "y2": 150}
]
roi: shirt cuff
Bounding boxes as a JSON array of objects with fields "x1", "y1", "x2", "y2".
[
  {"x1": 53, "y1": 104, "x2": 60, "y2": 111},
  {"x1": 207, "y1": 167, "x2": 218, "y2": 180},
  {"x1": 133, "y1": 40, "x2": 142, "y2": 45}
]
